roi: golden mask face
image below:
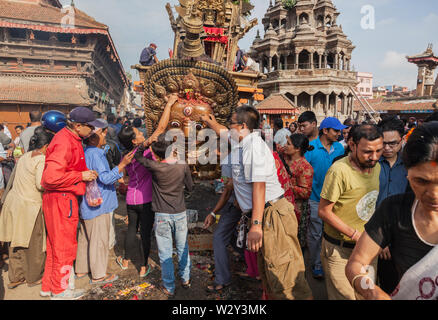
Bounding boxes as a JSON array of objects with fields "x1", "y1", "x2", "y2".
[
  {"x1": 143, "y1": 59, "x2": 239, "y2": 180},
  {"x1": 168, "y1": 98, "x2": 213, "y2": 137}
]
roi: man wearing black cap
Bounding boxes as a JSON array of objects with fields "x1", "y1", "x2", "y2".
[{"x1": 41, "y1": 107, "x2": 105, "y2": 300}]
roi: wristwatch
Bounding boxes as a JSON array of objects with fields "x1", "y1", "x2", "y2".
[
  {"x1": 252, "y1": 220, "x2": 261, "y2": 226},
  {"x1": 210, "y1": 212, "x2": 216, "y2": 218}
]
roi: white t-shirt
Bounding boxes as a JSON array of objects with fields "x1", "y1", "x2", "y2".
[
  {"x1": 229, "y1": 132, "x2": 284, "y2": 212},
  {"x1": 245, "y1": 57, "x2": 259, "y2": 72}
]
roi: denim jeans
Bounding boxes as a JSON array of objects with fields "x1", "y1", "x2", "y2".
[
  {"x1": 307, "y1": 199, "x2": 323, "y2": 270},
  {"x1": 155, "y1": 212, "x2": 191, "y2": 294}
]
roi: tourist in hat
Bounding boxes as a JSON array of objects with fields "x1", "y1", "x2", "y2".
[
  {"x1": 304, "y1": 117, "x2": 347, "y2": 280},
  {"x1": 40, "y1": 107, "x2": 105, "y2": 300}
]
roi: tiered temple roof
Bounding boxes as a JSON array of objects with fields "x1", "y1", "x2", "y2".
[
  {"x1": 249, "y1": 0, "x2": 358, "y2": 122},
  {"x1": 0, "y1": 0, "x2": 108, "y2": 30},
  {"x1": 0, "y1": 0, "x2": 128, "y2": 120}
]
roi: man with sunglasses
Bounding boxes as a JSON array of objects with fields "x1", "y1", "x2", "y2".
[
  {"x1": 375, "y1": 117, "x2": 409, "y2": 295},
  {"x1": 41, "y1": 107, "x2": 106, "y2": 300}
]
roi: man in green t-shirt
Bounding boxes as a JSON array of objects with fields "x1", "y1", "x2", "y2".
[{"x1": 318, "y1": 124, "x2": 384, "y2": 300}]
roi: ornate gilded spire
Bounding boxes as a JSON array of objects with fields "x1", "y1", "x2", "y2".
[{"x1": 180, "y1": 0, "x2": 205, "y2": 58}]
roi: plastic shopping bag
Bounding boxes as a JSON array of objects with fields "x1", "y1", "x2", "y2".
[{"x1": 85, "y1": 180, "x2": 103, "y2": 207}]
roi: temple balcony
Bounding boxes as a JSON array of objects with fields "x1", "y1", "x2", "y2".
[{"x1": 263, "y1": 68, "x2": 357, "y2": 82}]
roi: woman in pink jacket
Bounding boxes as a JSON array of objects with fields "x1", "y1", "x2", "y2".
[{"x1": 116, "y1": 95, "x2": 176, "y2": 278}]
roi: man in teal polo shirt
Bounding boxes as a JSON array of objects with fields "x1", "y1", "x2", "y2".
[{"x1": 304, "y1": 117, "x2": 347, "y2": 279}]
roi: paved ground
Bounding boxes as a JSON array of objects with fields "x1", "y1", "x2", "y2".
[{"x1": 0, "y1": 182, "x2": 327, "y2": 300}]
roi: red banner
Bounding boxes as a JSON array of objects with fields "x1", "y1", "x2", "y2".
[
  {"x1": 203, "y1": 27, "x2": 224, "y2": 36},
  {"x1": 204, "y1": 36, "x2": 228, "y2": 45}
]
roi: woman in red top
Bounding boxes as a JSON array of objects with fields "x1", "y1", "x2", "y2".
[
  {"x1": 282, "y1": 134, "x2": 314, "y2": 248},
  {"x1": 273, "y1": 152, "x2": 296, "y2": 207}
]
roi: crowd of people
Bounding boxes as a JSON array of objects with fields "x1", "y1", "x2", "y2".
[
  {"x1": 0, "y1": 102, "x2": 437, "y2": 300},
  {"x1": 200, "y1": 109, "x2": 438, "y2": 301}
]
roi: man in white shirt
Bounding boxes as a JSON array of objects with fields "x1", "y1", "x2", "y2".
[
  {"x1": 202, "y1": 106, "x2": 312, "y2": 300},
  {"x1": 243, "y1": 54, "x2": 260, "y2": 72}
]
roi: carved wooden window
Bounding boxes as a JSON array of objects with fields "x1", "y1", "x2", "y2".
[
  {"x1": 78, "y1": 35, "x2": 87, "y2": 45},
  {"x1": 8, "y1": 28, "x2": 26, "y2": 40},
  {"x1": 57, "y1": 33, "x2": 72, "y2": 43},
  {"x1": 34, "y1": 31, "x2": 50, "y2": 41}
]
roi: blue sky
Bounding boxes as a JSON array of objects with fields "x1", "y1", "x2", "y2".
[{"x1": 63, "y1": 0, "x2": 438, "y2": 89}]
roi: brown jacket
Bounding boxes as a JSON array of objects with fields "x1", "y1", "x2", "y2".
[{"x1": 258, "y1": 197, "x2": 312, "y2": 300}]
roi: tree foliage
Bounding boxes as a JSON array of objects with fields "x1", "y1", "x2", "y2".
[{"x1": 282, "y1": 0, "x2": 297, "y2": 10}]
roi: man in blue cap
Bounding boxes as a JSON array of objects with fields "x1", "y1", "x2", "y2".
[
  {"x1": 304, "y1": 117, "x2": 347, "y2": 279},
  {"x1": 41, "y1": 107, "x2": 106, "y2": 300}
]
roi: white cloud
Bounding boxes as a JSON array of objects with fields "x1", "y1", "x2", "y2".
[
  {"x1": 423, "y1": 13, "x2": 438, "y2": 25},
  {"x1": 380, "y1": 51, "x2": 408, "y2": 69},
  {"x1": 377, "y1": 17, "x2": 396, "y2": 27},
  {"x1": 375, "y1": 51, "x2": 421, "y2": 88}
]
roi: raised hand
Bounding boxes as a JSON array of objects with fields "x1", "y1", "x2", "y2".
[
  {"x1": 120, "y1": 151, "x2": 135, "y2": 167},
  {"x1": 166, "y1": 94, "x2": 179, "y2": 107}
]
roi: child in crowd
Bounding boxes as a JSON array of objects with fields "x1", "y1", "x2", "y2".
[{"x1": 134, "y1": 133, "x2": 194, "y2": 297}]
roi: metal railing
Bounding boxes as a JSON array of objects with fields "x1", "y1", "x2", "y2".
[{"x1": 349, "y1": 86, "x2": 379, "y2": 124}]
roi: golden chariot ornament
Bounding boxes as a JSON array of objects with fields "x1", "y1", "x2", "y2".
[
  {"x1": 144, "y1": 59, "x2": 238, "y2": 180},
  {"x1": 141, "y1": 0, "x2": 246, "y2": 180}
]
